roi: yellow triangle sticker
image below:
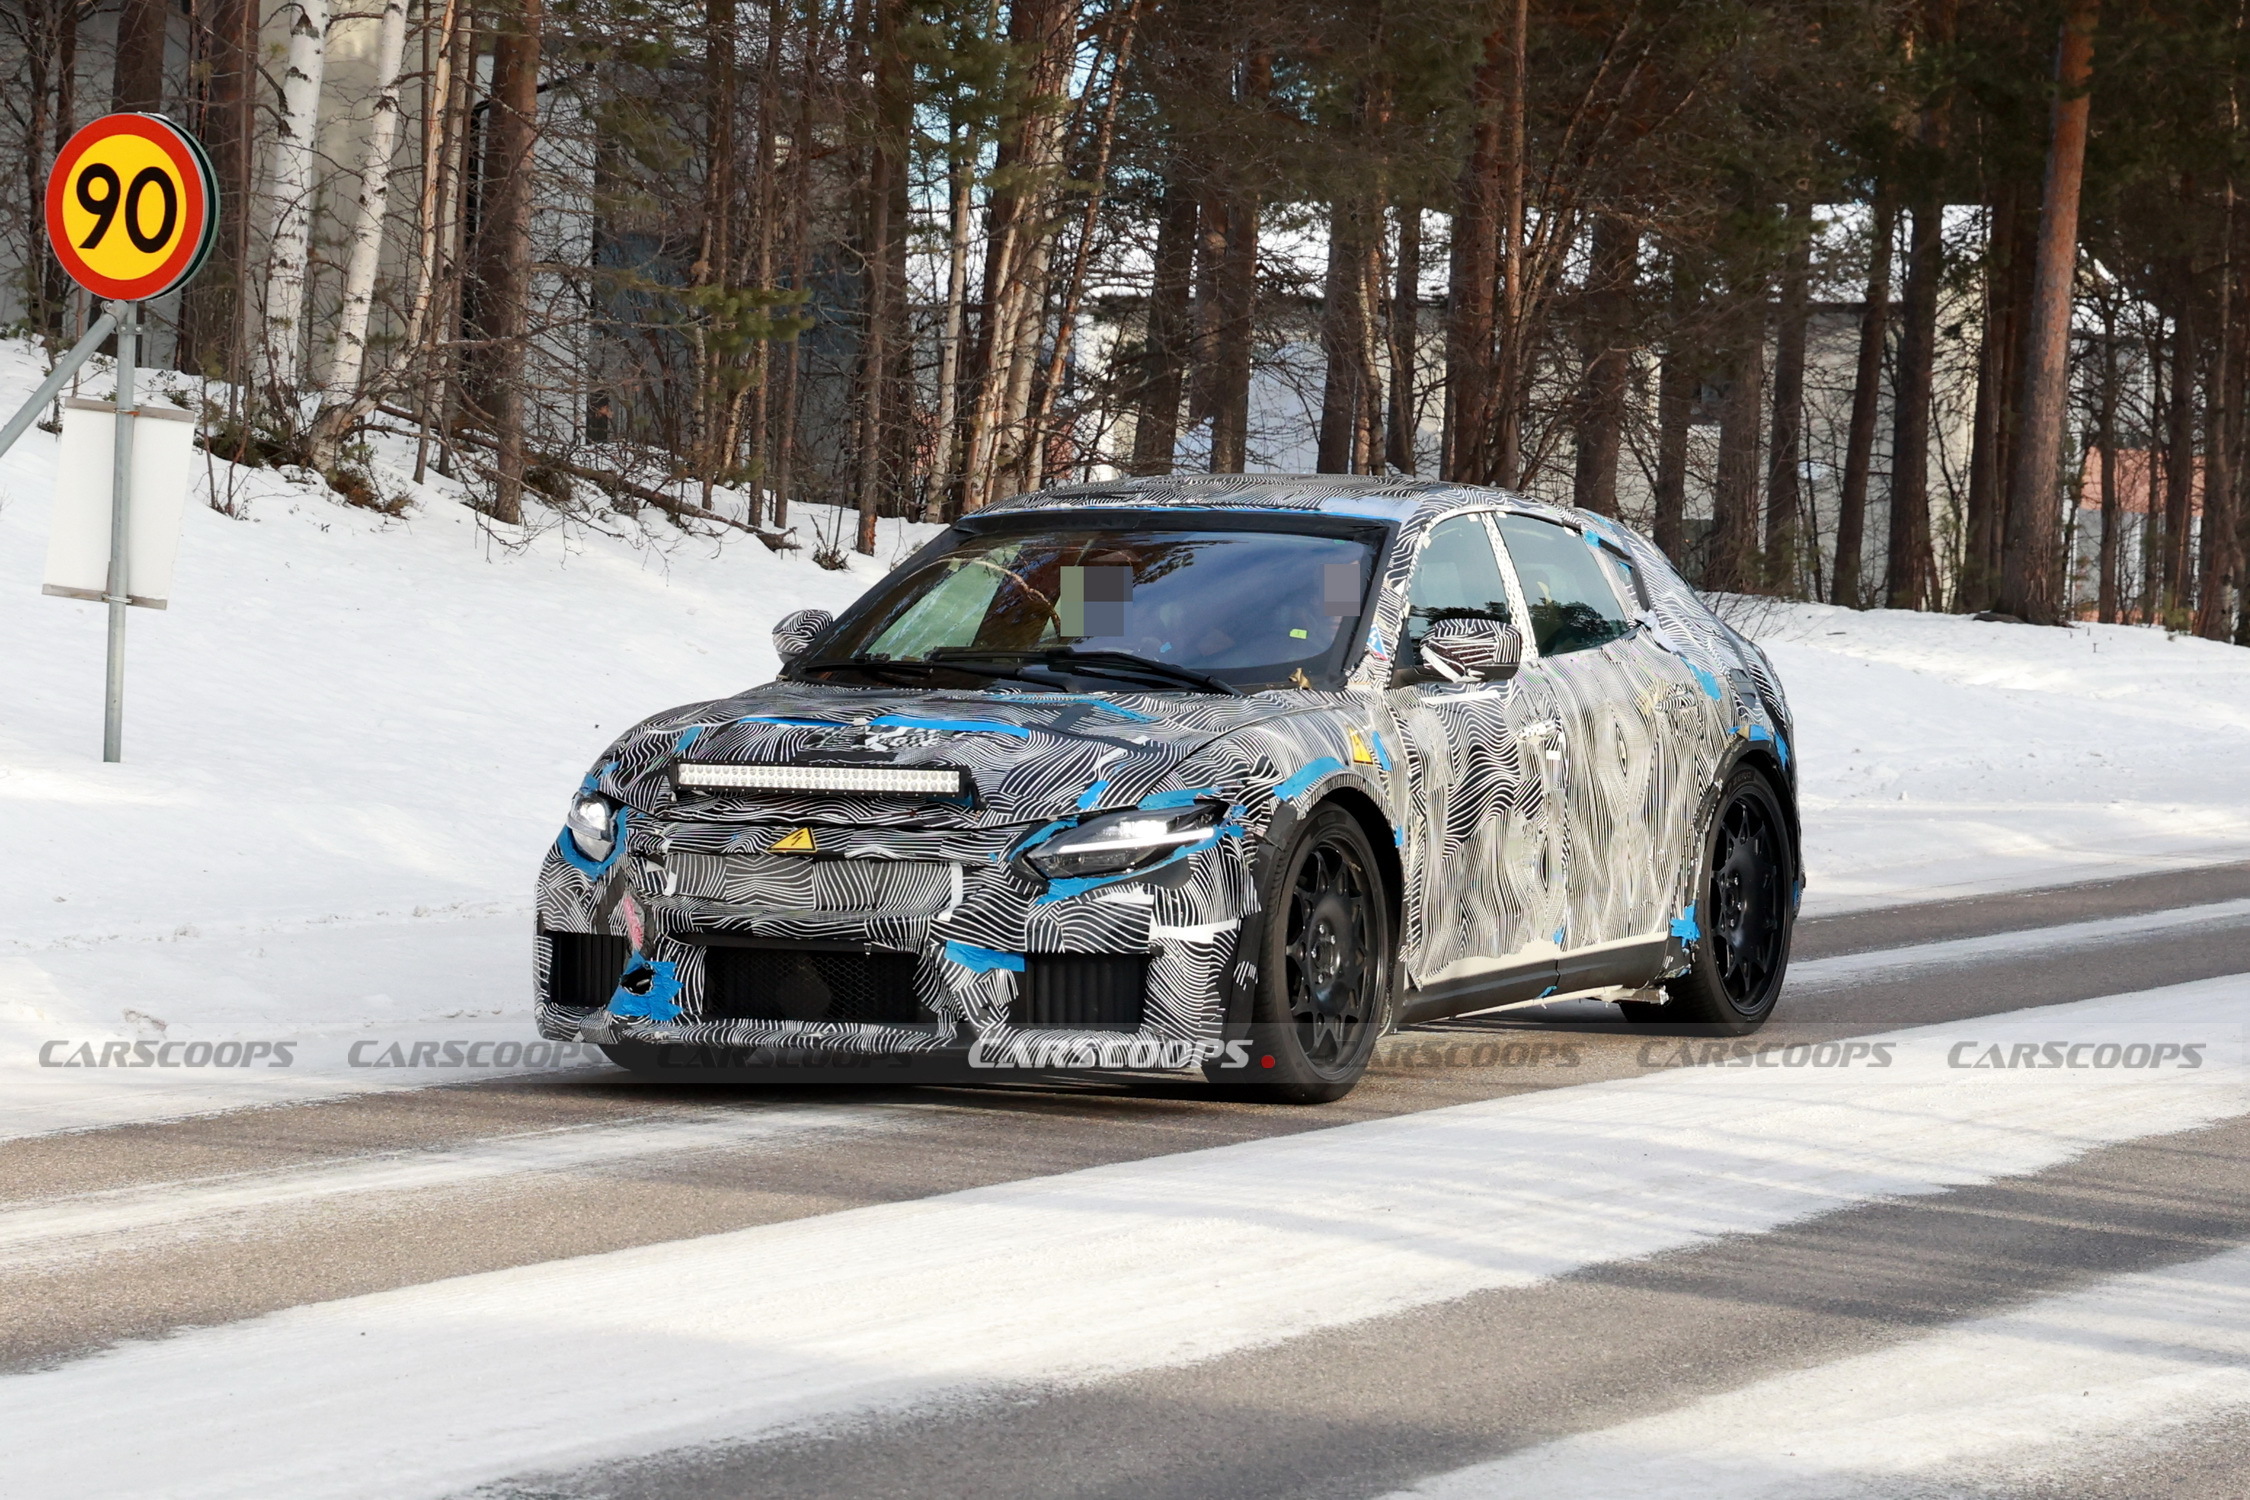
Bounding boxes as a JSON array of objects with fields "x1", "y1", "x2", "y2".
[
  {"x1": 1348, "y1": 728, "x2": 1376, "y2": 765},
  {"x1": 768, "y1": 826, "x2": 817, "y2": 854}
]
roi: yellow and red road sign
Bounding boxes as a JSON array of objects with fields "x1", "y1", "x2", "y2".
[{"x1": 45, "y1": 114, "x2": 216, "y2": 303}]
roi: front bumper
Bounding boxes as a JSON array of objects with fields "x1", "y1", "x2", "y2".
[{"x1": 533, "y1": 816, "x2": 1261, "y2": 1070}]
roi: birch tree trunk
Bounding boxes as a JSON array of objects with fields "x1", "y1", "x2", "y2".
[
  {"x1": 309, "y1": 0, "x2": 410, "y2": 463},
  {"x1": 263, "y1": 0, "x2": 331, "y2": 406}
]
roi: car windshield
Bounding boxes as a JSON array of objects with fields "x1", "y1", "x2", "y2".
[{"x1": 798, "y1": 518, "x2": 1384, "y2": 691}]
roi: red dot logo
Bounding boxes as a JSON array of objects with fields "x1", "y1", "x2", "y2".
[{"x1": 1260, "y1": 1055, "x2": 1275, "y2": 1069}]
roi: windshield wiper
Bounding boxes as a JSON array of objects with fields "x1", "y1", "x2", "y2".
[
  {"x1": 929, "y1": 647, "x2": 1240, "y2": 697},
  {"x1": 811, "y1": 648, "x2": 1241, "y2": 697},
  {"x1": 1040, "y1": 649, "x2": 1243, "y2": 697}
]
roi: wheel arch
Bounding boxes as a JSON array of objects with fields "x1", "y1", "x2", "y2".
[
  {"x1": 1726, "y1": 743, "x2": 1803, "y2": 892},
  {"x1": 1314, "y1": 786, "x2": 1405, "y2": 937}
]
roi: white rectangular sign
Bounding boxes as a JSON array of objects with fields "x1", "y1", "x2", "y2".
[{"x1": 42, "y1": 396, "x2": 197, "y2": 610}]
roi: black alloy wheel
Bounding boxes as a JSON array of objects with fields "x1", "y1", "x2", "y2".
[
  {"x1": 1211, "y1": 804, "x2": 1393, "y2": 1103},
  {"x1": 1707, "y1": 782, "x2": 1786, "y2": 1007},
  {"x1": 1622, "y1": 766, "x2": 1795, "y2": 1033}
]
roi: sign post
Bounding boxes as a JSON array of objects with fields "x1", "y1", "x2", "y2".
[
  {"x1": 16, "y1": 112, "x2": 218, "y2": 762},
  {"x1": 104, "y1": 301, "x2": 138, "y2": 762}
]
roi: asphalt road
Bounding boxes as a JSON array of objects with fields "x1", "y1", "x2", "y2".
[{"x1": 3, "y1": 860, "x2": 2248, "y2": 1499}]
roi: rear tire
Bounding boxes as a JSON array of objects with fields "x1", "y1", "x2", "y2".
[
  {"x1": 1621, "y1": 766, "x2": 1794, "y2": 1033},
  {"x1": 1207, "y1": 805, "x2": 1394, "y2": 1103}
]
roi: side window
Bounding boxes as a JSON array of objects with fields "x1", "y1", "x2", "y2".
[
  {"x1": 1402, "y1": 513, "x2": 1513, "y2": 664},
  {"x1": 1493, "y1": 515, "x2": 1634, "y2": 657}
]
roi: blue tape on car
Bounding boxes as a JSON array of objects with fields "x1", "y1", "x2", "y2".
[
  {"x1": 1273, "y1": 757, "x2": 1346, "y2": 800},
  {"x1": 608, "y1": 958, "x2": 682, "y2": 1021},
  {"x1": 945, "y1": 941, "x2": 1026, "y2": 973}
]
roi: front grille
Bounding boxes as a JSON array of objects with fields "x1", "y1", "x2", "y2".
[
  {"x1": 666, "y1": 854, "x2": 954, "y2": 916},
  {"x1": 1012, "y1": 954, "x2": 1148, "y2": 1029},
  {"x1": 545, "y1": 932, "x2": 630, "y2": 1008},
  {"x1": 704, "y1": 946, "x2": 924, "y2": 1025}
]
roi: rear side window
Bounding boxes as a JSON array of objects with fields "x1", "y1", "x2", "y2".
[
  {"x1": 1493, "y1": 515, "x2": 1634, "y2": 656},
  {"x1": 1403, "y1": 513, "x2": 1513, "y2": 664}
]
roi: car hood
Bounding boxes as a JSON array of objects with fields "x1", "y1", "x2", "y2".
[{"x1": 596, "y1": 679, "x2": 1326, "y2": 830}]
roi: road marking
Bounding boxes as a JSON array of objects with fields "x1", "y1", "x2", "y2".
[
  {"x1": 0, "y1": 1105, "x2": 915, "y2": 1272},
  {"x1": 1785, "y1": 895, "x2": 2250, "y2": 990},
  {"x1": 1383, "y1": 1240, "x2": 2250, "y2": 1499},
  {"x1": 0, "y1": 976, "x2": 2241, "y2": 1500}
]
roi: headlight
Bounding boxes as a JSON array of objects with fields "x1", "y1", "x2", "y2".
[
  {"x1": 566, "y1": 793, "x2": 617, "y2": 862},
  {"x1": 1023, "y1": 804, "x2": 1223, "y2": 881}
]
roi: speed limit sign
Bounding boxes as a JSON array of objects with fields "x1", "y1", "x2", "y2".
[{"x1": 45, "y1": 113, "x2": 216, "y2": 302}]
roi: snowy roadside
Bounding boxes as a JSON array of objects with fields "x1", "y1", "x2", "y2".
[
  {"x1": 1745, "y1": 601, "x2": 2250, "y2": 912},
  {"x1": 0, "y1": 337, "x2": 942, "y2": 1135},
  {"x1": 4, "y1": 335, "x2": 2248, "y2": 1137}
]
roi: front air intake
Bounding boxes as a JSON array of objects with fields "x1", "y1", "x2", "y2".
[
  {"x1": 703, "y1": 945, "x2": 925, "y2": 1025},
  {"x1": 1012, "y1": 954, "x2": 1149, "y2": 1029},
  {"x1": 544, "y1": 932, "x2": 630, "y2": 1009}
]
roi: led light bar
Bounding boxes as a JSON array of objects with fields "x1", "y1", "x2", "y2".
[{"x1": 677, "y1": 762, "x2": 969, "y2": 797}]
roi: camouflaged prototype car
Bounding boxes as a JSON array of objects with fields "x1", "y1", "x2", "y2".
[{"x1": 535, "y1": 475, "x2": 1800, "y2": 1102}]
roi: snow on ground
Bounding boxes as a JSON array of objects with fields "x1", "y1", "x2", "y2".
[
  {"x1": 0, "y1": 337, "x2": 941, "y2": 1134},
  {"x1": 2, "y1": 334, "x2": 2247, "y2": 1136},
  {"x1": 1743, "y1": 600, "x2": 2250, "y2": 912}
]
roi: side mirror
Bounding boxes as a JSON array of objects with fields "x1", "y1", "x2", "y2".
[
  {"x1": 772, "y1": 608, "x2": 832, "y2": 667},
  {"x1": 1418, "y1": 618, "x2": 1522, "y2": 684}
]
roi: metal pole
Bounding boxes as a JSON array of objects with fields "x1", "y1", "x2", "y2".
[
  {"x1": 0, "y1": 311, "x2": 118, "y2": 462},
  {"x1": 103, "y1": 301, "x2": 137, "y2": 764}
]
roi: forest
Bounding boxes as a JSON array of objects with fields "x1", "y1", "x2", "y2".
[{"x1": 1, "y1": 0, "x2": 2242, "y2": 638}]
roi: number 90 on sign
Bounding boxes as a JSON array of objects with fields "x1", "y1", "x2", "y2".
[{"x1": 45, "y1": 114, "x2": 216, "y2": 303}]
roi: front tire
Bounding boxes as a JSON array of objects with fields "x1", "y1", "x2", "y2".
[
  {"x1": 1622, "y1": 766, "x2": 1795, "y2": 1033},
  {"x1": 1208, "y1": 805, "x2": 1394, "y2": 1103}
]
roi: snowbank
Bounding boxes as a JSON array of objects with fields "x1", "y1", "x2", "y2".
[
  {"x1": 1745, "y1": 600, "x2": 2250, "y2": 912},
  {"x1": 4, "y1": 334, "x2": 2246, "y2": 1136},
  {"x1": 0, "y1": 337, "x2": 939, "y2": 1134}
]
